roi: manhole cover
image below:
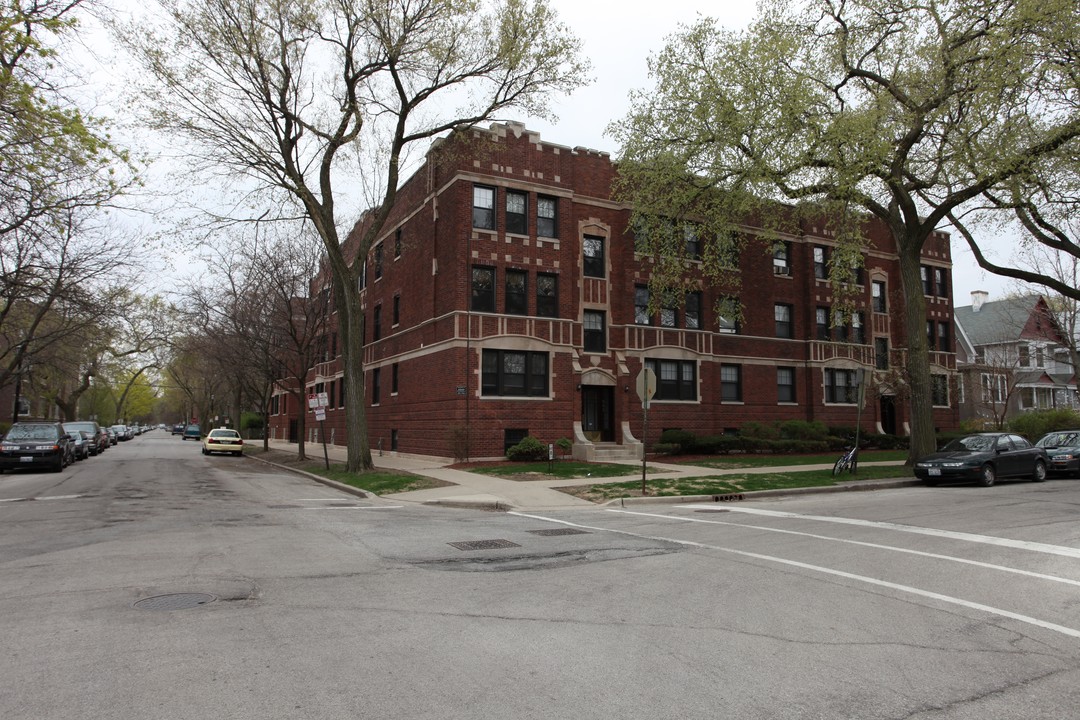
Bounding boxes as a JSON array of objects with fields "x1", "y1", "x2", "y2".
[
  {"x1": 448, "y1": 539, "x2": 521, "y2": 551},
  {"x1": 134, "y1": 593, "x2": 217, "y2": 611},
  {"x1": 527, "y1": 528, "x2": 591, "y2": 536}
]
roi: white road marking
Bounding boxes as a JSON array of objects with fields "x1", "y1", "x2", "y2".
[
  {"x1": 607, "y1": 509, "x2": 1080, "y2": 588},
  {"x1": 0, "y1": 494, "x2": 84, "y2": 503},
  {"x1": 510, "y1": 511, "x2": 1080, "y2": 640},
  {"x1": 678, "y1": 505, "x2": 1080, "y2": 559},
  {"x1": 300, "y1": 506, "x2": 403, "y2": 510}
]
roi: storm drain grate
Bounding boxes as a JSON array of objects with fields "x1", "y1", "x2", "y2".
[
  {"x1": 527, "y1": 528, "x2": 591, "y2": 536},
  {"x1": 134, "y1": 593, "x2": 217, "y2": 611},
  {"x1": 448, "y1": 539, "x2": 521, "y2": 551}
]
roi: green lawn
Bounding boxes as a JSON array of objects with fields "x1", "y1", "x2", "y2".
[
  {"x1": 247, "y1": 448, "x2": 449, "y2": 494},
  {"x1": 670, "y1": 449, "x2": 908, "y2": 469},
  {"x1": 464, "y1": 460, "x2": 664, "y2": 481},
  {"x1": 559, "y1": 464, "x2": 917, "y2": 503}
]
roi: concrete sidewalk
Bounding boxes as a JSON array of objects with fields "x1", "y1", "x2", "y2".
[{"x1": 259, "y1": 439, "x2": 918, "y2": 511}]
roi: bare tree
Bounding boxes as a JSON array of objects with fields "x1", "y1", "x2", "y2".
[{"x1": 115, "y1": 0, "x2": 588, "y2": 471}]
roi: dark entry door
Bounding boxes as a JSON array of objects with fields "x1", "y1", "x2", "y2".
[
  {"x1": 288, "y1": 419, "x2": 298, "y2": 443},
  {"x1": 582, "y1": 386, "x2": 615, "y2": 442},
  {"x1": 880, "y1": 396, "x2": 897, "y2": 436}
]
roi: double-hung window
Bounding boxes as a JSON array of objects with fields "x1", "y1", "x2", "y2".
[
  {"x1": 872, "y1": 281, "x2": 886, "y2": 313},
  {"x1": 660, "y1": 297, "x2": 677, "y2": 328},
  {"x1": 934, "y1": 268, "x2": 948, "y2": 298},
  {"x1": 583, "y1": 310, "x2": 606, "y2": 353},
  {"x1": 931, "y1": 375, "x2": 949, "y2": 406},
  {"x1": 473, "y1": 185, "x2": 496, "y2": 229},
  {"x1": 777, "y1": 367, "x2": 796, "y2": 403},
  {"x1": 471, "y1": 266, "x2": 495, "y2": 312},
  {"x1": 875, "y1": 337, "x2": 889, "y2": 370},
  {"x1": 506, "y1": 190, "x2": 528, "y2": 235},
  {"x1": 505, "y1": 269, "x2": 527, "y2": 315},
  {"x1": 773, "y1": 242, "x2": 792, "y2": 275},
  {"x1": 634, "y1": 285, "x2": 651, "y2": 325},
  {"x1": 921, "y1": 265, "x2": 933, "y2": 295},
  {"x1": 813, "y1": 246, "x2": 828, "y2": 279},
  {"x1": 685, "y1": 292, "x2": 702, "y2": 330},
  {"x1": 684, "y1": 225, "x2": 701, "y2": 260},
  {"x1": 374, "y1": 243, "x2": 383, "y2": 280},
  {"x1": 721, "y1": 364, "x2": 742, "y2": 402},
  {"x1": 373, "y1": 304, "x2": 381, "y2": 341},
  {"x1": 537, "y1": 196, "x2": 557, "y2": 237},
  {"x1": 775, "y1": 303, "x2": 793, "y2": 338},
  {"x1": 583, "y1": 236, "x2": 605, "y2": 278},
  {"x1": 816, "y1": 307, "x2": 831, "y2": 341},
  {"x1": 937, "y1": 322, "x2": 950, "y2": 352},
  {"x1": 536, "y1": 273, "x2": 558, "y2": 318},
  {"x1": 371, "y1": 368, "x2": 381, "y2": 405}
]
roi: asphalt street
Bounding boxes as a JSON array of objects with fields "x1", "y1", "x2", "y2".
[{"x1": 3, "y1": 433, "x2": 1080, "y2": 719}]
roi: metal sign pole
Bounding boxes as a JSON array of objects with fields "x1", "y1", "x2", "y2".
[{"x1": 641, "y1": 399, "x2": 649, "y2": 496}]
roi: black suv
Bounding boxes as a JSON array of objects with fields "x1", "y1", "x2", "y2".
[{"x1": 0, "y1": 422, "x2": 74, "y2": 473}]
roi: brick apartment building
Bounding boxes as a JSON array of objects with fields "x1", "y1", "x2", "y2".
[{"x1": 267, "y1": 122, "x2": 959, "y2": 460}]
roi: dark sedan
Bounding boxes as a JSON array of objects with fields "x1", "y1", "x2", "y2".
[
  {"x1": 1035, "y1": 430, "x2": 1080, "y2": 477},
  {"x1": 914, "y1": 433, "x2": 1048, "y2": 487},
  {"x1": 0, "y1": 422, "x2": 74, "y2": 473}
]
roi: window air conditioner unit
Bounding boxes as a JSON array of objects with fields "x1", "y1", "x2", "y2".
[{"x1": 773, "y1": 265, "x2": 791, "y2": 276}]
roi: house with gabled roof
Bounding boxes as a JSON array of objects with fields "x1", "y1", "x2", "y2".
[{"x1": 954, "y1": 291, "x2": 1078, "y2": 427}]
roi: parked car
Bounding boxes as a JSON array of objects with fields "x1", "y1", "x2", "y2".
[
  {"x1": 171, "y1": 423, "x2": 184, "y2": 435},
  {"x1": 69, "y1": 431, "x2": 92, "y2": 461},
  {"x1": 106, "y1": 427, "x2": 118, "y2": 445},
  {"x1": 1035, "y1": 430, "x2": 1080, "y2": 477},
  {"x1": 201, "y1": 427, "x2": 244, "y2": 456},
  {"x1": 92, "y1": 426, "x2": 110, "y2": 454},
  {"x1": 182, "y1": 424, "x2": 201, "y2": 441},
  {"x1": 63, "y1": 421, "x2": 103, "y2": 456},
  {"x1": 0, "y1": 422, "x2": 74, "y2": 473},
  {"x1": 914, "y1": 433, "x2": 1048, "y2": 487}
]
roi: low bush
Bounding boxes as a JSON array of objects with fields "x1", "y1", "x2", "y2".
[
  {"x1": 651, "y1": 442, "x2": 681, "y2": 455},
  {"x1": 1009, "y1": 409, "x2": 1080, "y2": 441},
  {"x1": 507, "y1": 435, "x2": 548, "y2": 462},
  {"x1": 658, "y1": 429, "x2": 696, "y2": 451},
  {"x1": 740, "y1": 421, "x2": 780, "y2": 440},
  {"x1": 778, "y1": 420, "x2": 829, "y2": 441}
]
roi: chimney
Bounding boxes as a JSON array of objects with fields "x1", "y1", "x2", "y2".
[{"x1": 971, "y1": 290, "x2": 989, "y2": 312}]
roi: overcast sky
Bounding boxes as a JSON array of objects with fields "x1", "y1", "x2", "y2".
[{"x1": 83, "y1": 0, "x2": 1011, "y2": 306}]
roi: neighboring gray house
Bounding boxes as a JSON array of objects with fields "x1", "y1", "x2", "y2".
[{"x1": 954, "y1": 291, "x2": 1078, "y2": 427}]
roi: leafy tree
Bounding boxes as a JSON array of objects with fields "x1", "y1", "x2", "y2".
[
  {"x1": 116, "y1": 0, "x2": 588, "y2": 471},
  {"x1": 611, "y1": 0, "x2": 1080, "y2": 462}
]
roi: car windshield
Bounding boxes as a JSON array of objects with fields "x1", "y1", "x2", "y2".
[
  {"x1": 1037, "y1": 432, "x2": 1080, "y2": 448},
  {"x1": 943, "y1": 435, "x2": 996, "y2": 452},
  {"x1": 5, "y1": 425, "x2": 57, "y2": 441}
]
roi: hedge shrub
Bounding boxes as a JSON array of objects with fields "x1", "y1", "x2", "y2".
[
  {"x1": 1008, "y1": 409, "x2": 1080, "y2": 442},
  {"x1": 506, "y1": 435, "x2": 548, "y2": 462}
]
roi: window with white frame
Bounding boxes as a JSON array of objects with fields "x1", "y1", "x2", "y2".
[{"x1": 981, "y1": 373, "x2": 1006, "y2": 403}]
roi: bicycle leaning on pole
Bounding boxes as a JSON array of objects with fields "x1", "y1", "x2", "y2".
[{"x1": 832, "y1": 438, "x2": 859, "y2": 476}]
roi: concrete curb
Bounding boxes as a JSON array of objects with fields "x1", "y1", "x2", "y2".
[
  {"x1": 423, "y1": 497, "x2": 513, "y2": 511},
  {"x1": 602, "y1": 478, "x2": 923, "y2": 507},
  {"x1": 245, "y1": 453, "x2": 371, "y2": 500}
]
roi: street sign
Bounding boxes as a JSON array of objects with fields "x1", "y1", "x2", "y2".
[
  {"x1": 308, "y1": 392, "x2": 330, "y2": 409},
  {"x1": 314, "y1": 409, "x2": 326, "y2": 422},
  {"x1": 635, "y1": 367, "x2": 657, "y2": 407}
]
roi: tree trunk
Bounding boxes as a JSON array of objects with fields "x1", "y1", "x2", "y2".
[
  {"x1": 897, "y1": 241, "x2": 937, "y2": 464},
  {"x1": 339, "y1": 288, "x2": 373, "y2": 472}
]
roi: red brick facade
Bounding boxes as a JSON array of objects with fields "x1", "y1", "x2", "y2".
[{"x1": 268, "y1": 122, "x2": 959, "y2": 460}]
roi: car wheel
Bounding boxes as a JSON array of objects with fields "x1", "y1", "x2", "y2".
[
  {"x1": 233, "y1": 451, "x2": 242, "y2": 457},
  {"x1": 53, "y1": 456, "x2": 64, "y2": 473},
  {"x1": 1032, "y1": 459, "x2": 1047, "y2": 482},
  {"x1": 980, "y1": 464, "x2": 996, "y2": 487},
  {"x1": 201, "y1": 448, "x2": 209, "y2": 455}
]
